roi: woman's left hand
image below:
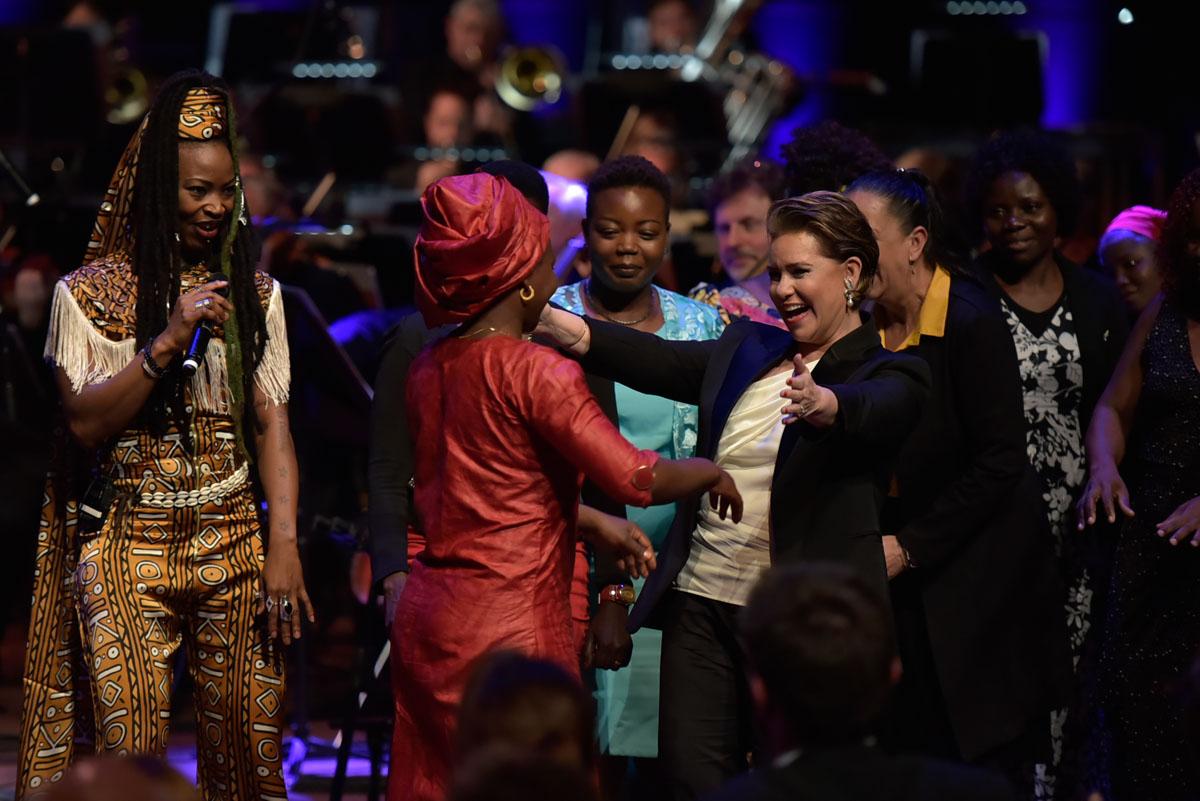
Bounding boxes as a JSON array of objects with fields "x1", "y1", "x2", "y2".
[
  {"x1": 781, "y1": 355, "x2": 838, "y2": 428},
  {"x1": 580, "y1": 509, "x2": 657, "y2": 579},
  {"x1": 1156, "y1": 496, "x2": 1200, "y2": 547},
  {"x1": 258, "y1": 540, "x2": 316, "y2": 647}
]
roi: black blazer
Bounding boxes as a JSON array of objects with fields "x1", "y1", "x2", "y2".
[
  {"x1": 888, "y1": 276, "x2": 1071, "y2": 759},
  {"x1": 578, "y1": 317, "x2": 931, "y2": 630},
  {"x1": 701, "y1": 744, "x2": 1018, "y2": 801},
  {"x1": 974, "y1": 253, "x2": 1128, "y2": 432}
]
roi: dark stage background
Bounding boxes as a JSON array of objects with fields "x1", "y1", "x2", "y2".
[{"x1": 0, "y1": 0, "x2": 1195, "y2": 796}]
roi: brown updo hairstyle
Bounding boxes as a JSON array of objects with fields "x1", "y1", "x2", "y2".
[{"x1": 766, "y1": 190, "x2": 879, "y2": 308}]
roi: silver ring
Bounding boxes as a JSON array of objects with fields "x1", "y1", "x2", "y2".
[
  {"x1": 194, "y1": 297, "x2": 212, "y2": 310},
  {"x1": 265, "y1": 596, "x2": 276, "y2": 612},
  {"x1": 280, "y1": 604, "x2": 293, "y2": 622}
]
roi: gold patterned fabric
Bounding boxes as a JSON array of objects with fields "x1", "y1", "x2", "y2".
[
  {"x1": 17, "y1": 83, "x2": 291, "y2": 801},
  {"x1": 177, "y1": 89, "x2": 226, "y2": 141}
]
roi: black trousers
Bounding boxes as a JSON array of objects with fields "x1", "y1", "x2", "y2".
[{"x1": 658, "y1": 590, "x2": 754, "y2": 801}]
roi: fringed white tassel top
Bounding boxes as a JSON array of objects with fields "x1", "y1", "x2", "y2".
[{"x1": 45, "y1": 276, "x2": 291, "y2": 412}]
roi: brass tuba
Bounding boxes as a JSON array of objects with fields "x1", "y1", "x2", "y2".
[
  {"x1": 495, "y1": 46, "x2": 566, "y2": 111},
  {"x1": 105, "y1": 64, "x2": 149, "y2": 125}
]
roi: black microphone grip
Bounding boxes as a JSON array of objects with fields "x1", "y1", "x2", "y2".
[{"x1": 180, "y1": 272, "x2": 230, "y2": 376}]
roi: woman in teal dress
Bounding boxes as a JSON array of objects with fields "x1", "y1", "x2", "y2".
[{"x1": 552, "y1": 156, "x2": 723, "y2": 798}]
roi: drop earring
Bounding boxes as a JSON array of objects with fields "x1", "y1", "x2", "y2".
[{"x1": 843, "y1": 277, "x2": 856, "y2": 310}]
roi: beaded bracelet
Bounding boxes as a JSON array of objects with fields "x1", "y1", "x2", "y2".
[{"x1": 140, "y1": 336, "x2": 168, "y2": 379}]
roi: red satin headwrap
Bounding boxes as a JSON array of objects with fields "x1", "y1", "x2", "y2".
[{"x1": 414, "y1": 173, "x2": 550, "y2": 327}]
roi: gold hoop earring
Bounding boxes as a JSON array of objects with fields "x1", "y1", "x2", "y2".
[{"x1": 519, "y1": 285, "x2": 536, "y2": 302}]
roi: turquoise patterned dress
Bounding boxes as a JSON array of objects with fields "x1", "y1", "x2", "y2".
[{"x1": 552, "y1": 282, "x2": 724, "y2": 756}]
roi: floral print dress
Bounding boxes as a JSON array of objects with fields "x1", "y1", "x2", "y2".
[{"x1": 999, "y1": 295, "x2": 1090, "y2": 800}]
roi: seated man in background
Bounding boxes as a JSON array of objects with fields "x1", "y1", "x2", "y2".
[
  {"x1": 689, "y1": 157, "x2": 787, "y2": 327},
  {"x1": 703, "y1": 564, "x2": 1017, "y2": 801}
]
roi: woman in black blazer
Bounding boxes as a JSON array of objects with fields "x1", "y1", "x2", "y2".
[
  {"x1": 966, "y1": 131, "x2": 1128, "y2": 798},
  {"x1": 539, "y1": 192, "x2": 930, "y2": 800},
  {"x1": 846, "y1": 169, "x2": 1072, "y2": 795}
]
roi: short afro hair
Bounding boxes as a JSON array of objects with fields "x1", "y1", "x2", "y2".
[
  {"x1": 781, "y1": 121, "x2": 892, "y2": 196},
  {"x1": 585, "y1": 155, "x2": 671, "y2": 220},
  {"x1": 708, "y1": 156, "x2": 786, "y2": 215},
  {"x1": 966, "y1": 128, "x2": 1081, "y2": 240},
  {"x1": 1159, "y1": 168, "x2": 1200, "y2": 320}
]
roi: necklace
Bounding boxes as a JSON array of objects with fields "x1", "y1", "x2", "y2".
[
  {"x1": 459, "y1": 326, "x2": 501, "y2": 340},
  {"x1": 584, "y1": 280, "x2": 657, "y2": 326}
]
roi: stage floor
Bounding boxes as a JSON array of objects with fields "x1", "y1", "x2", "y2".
[{"x1": 0, "y1": 683, "x2": 381, "y2": 800}]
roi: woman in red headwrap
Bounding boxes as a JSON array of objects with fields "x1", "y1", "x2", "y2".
[{"x1": 388, "y1": 173, "x2": 740, "y2": 801}]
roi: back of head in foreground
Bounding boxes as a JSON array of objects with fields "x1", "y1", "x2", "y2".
[
  {"x1": 449, "y1": 745, "x2": 598, "y2": 801},
  {"x1": 456, "y1": 650, "x2": 595, "y2": 772},
  {"x1": 741, "y1": 562, "x2": 897, "y2": 750},
  {"x1": 735, "y1": 564, "x2": 1018, "y2": 801}
]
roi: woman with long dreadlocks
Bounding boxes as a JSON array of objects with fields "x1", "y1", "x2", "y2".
[{"x1": 17, "y1": 70, "x2": 309, "y2": 800}]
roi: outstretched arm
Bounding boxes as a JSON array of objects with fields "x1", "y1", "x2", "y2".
[{"x1": 538, "y1": 305, "x2": 718, "y2": 405}]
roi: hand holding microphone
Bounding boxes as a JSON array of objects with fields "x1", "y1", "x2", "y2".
[{"x1": 159, "y1": 275, "x2": 231, "y2": 374}]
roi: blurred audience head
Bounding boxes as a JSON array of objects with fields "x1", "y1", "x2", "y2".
[
  {"x1": 740, "y1": 562, "x2": 899, "y2": 752},
  {"x1": 967, "y1": 129, "x2": 1080, "y2": 275},
  {"x1": 1, "y1": 254, "x2": 58, "y2": 331},
  {"x1": 708, "y1": 157, "x2": 786, "y2": 283},
  {"x1": 623, "y1": 107, "x2": 681, "y2": 179},
  {"x1": 543, "y1": 149, "x2": 601, "y2": 184},
  {"x1": 1159, "y1": 167, "x2": 1200, "y2": 321},
  {"x1": 583, "y1": 155, "x2": 672, "y2": 297},
  {"x1": 457, "y1": 651, "x2": 595, "y2": 772},
  {"x1": 445, "y1": 0, "x2": 504, "y2": 73},
  {"x1": 423, "y1": 85, "x2": 474, "y2": 149},
  {"x1": 44, "y1": 755, "x2": 200, "y2": 801},
  {"x1": 781, "y1": 121, "x2": 892, "y2": 197},
  {"x1": 1099, "y1": 205, "x2": 1166, "y2": 314},
  {"x1": 450, "y1": 746, "x2": 598, "y2": 801},
  {"x1": 647, "y1": 0, "x2": 698, "y2": 52}
]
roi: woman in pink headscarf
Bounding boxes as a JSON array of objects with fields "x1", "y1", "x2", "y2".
[
  {"x1": 388, "y1": 173, "x2": 740, "y2": 801},
  {"x1": 1098, "y1": 205, "x2": 1167, "y2": 315}
]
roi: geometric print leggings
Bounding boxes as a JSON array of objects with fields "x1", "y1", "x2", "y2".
[{"x1": 74, "y1": 487, "x2": 288, "y2": 801}]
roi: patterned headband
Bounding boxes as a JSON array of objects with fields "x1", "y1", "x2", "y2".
[{"x1": 178, "y1": 89, "x2": 226, "y2": 141}]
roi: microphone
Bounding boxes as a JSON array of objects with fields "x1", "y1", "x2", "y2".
[
  {"x1": 180, "y1": 272, "x2": 229, "y2": 376},
  {"x1": 0, "y1": 147, "x2": 40, "y2": 207}
]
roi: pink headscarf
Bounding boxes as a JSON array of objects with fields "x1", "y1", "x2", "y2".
[{"x1": 1104, "y1": 205, "x2": 1167, "y2": 242}]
